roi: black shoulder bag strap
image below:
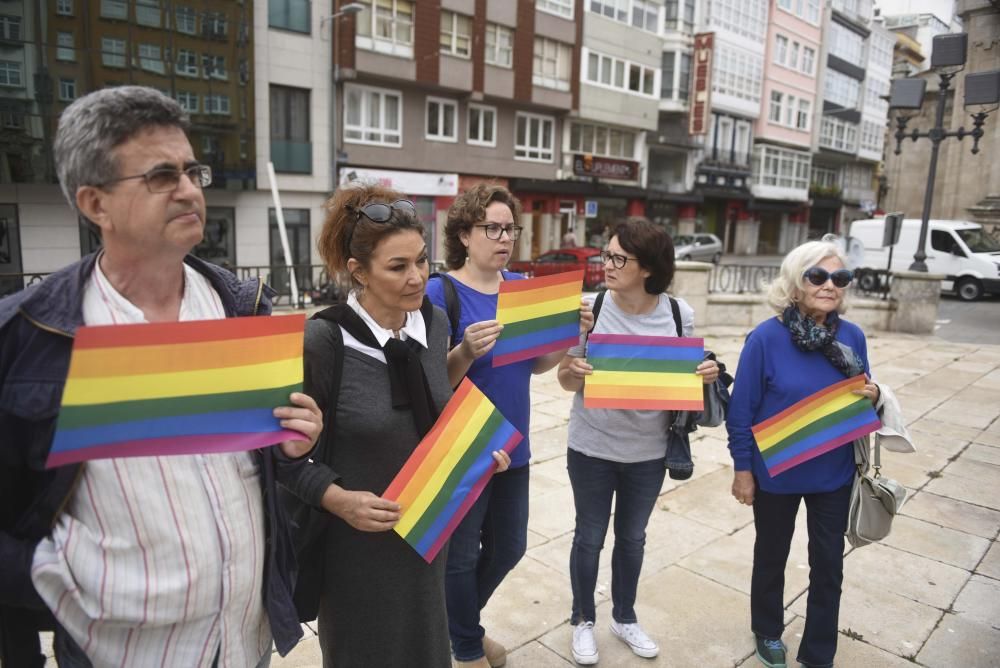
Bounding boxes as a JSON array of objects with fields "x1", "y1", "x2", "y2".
[
  {"x1": 429, "y1": 272, "x2": 461, "y2": 349},
  {"x1": 589, "y1": 290, "x2": 682, "y2": 338}
]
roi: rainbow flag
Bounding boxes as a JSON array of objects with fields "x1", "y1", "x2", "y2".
[
  {"x1": 383, "y1": 378, "x2": 522, "y2": 563},
  {"x1": 492, "y1": 270, "x2": 583, "y2": 367},
  {"x1": 584, "y1": 334, "x2": 704, "y2": 411},
  {"x1": 47, "y1": 314, "x2": 308, "y2": 469},
  {"x1": 753, "y1": 375, "x2": 881, "y2": 477}
]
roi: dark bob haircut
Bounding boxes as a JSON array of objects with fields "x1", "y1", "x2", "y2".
[{"x1": 613, "y1": 217, "x2": 675, "y2": 294}]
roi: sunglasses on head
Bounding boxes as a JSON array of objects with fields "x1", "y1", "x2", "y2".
[
  {"x1": 344, "y1": 199, "x2": 418, "y2": 253},
  {"x1": 803, "y1": 266, "x2": 854, "y2": 288}
]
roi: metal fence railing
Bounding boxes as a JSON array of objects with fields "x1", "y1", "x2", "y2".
[{"x1": 0, "y1": 272, "x2": 50, "y2": 299}]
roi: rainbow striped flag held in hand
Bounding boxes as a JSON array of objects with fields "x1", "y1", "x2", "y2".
[
  {"x1": 753, "y1": 375, "x2": 882, "y2": 477},
  {"x1": 584, "y1": 334, "x2": 705, "y2": 411},
  {"x1": 383, "y1": 378, "x2": 522, "y2": 563},
  {"x1": 492, "y1": 270, "x2": 583, "y2": 367},
  {"x1": 47, "y1": 314, "x2": 308, "y2": 469}
]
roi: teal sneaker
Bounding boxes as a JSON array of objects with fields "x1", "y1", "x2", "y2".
[{"x1": 755, "y1": 635, "x2": 787, "y2": 668}]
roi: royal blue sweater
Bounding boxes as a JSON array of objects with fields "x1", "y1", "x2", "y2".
[{"x1": 726, "y1": 315, "x2": 871, "y2": 495}]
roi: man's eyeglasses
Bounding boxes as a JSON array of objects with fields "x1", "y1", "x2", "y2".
[
  {"x1": 475, "y1": 223, "x2": 523, "y2": 241},
  {"x1": 803, "y1": 267, "x2": 854, "y2": 288},
  {"x1": 600, "y1": 251, "x2": 639, "y2": 270},
  {"x1": 102, "y1": 164, "x2": 212, "y2": 193},
  {"x1": 344, "y1": 199, "x2": 418, "y2": 253}
]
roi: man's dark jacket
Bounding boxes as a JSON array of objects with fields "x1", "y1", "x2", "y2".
[{"x1": 0, "y1": 253, "x2": 304, "y2": 665}]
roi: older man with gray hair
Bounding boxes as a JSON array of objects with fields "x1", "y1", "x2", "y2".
[{"x1": 0, "y1": 86, "x2": 321, "y2": 667}]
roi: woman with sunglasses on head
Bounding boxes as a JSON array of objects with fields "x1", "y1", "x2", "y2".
[
  {"x1": 726, "y1": 239, "x2": 879, "y2": 668},
  {"x1": 283, "y1": 184, "x2": 510, "y2": 668},
  {"x1": 557, "y1": 218, "x2": 719, "y2": 665},
  {"x1": 426, "y1": 183, "x2": 593, "y2": 668}
]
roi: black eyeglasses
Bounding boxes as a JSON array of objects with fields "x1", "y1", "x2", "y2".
[
  {"x1": 600, "y1": 251, "x2": 639, "y2": 270},
  {"x1": 474, "y1": 223, "x2": 523, "y2": 241},
  {"x1": 344, "y1": 199, "x2": 418, "y2": 253},
  {"x1": 102, "y1": 164, "x2": 212, "y2": 193},
  {"x1": 803, "y1": 267, "x2": 854, "y2": 288}
]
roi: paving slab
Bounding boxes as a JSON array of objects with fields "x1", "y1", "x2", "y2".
[
  {"x1": 881, "y1": 515, "x2": 992, "y2": 571},
  {"x1": 505, "y1": 640, "x2": 573, "y2": 666},
  {"x1": 977, "y1": 541, "x2": 1000, "y2": 581},
  {"x1": 272, "y1": 636, "x2": 322, "y2": 668},
  {"x1": 924, "y1": 472, "x2": 1000, "y2": 510},
  {"x1": 951, "y1": 574, "x2": 1000, "y2": 627},
  {"x1": 907, "y1": 418, "x2": 984, "y2": 443},
  {"x1": 916, "y1": 612, "x2": 1000, "y2": 668},
  {"x1": 530, "y1": 456, "x2": 570, "y2": 490},
  {"x1": 780, "y1": 616, "x2": 919, "y2": 668},
  {"x1": 971, "y1": 430, "x2": 1000, "y2": 447},
  {"x1": 942, "y1": 457, "x2": 1000, "y2": 487},
  {"x1": 901, "y1": 491, "x2": 1000, "y2": 539},
  {"x1": 531, "y1": 409, "x2": 572, "y2": 433},
  {"x1": 964, "y1": 442, "x2": 1000, "y2": 465},
  {"x1": 529, "y1": 425, "x2": 570, "y2": 464},
  {"x1": 657, "y1": 468, "x2": 755, "y2": 534},
  {"x1": 842, "y1": 543, "x2": 970, "y2": 610},
  {"x1": 925, "y1": 406, "x2": 996, "y2": 430},
  {"x1": 526, "y1": 484, "x2": 577, "y2": 540}
]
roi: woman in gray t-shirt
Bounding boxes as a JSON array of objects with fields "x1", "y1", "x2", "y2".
[{"x1": 557, "y1": 218, "x2": 719, "y2": 665}]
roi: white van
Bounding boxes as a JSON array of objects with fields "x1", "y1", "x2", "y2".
[{"x1": 848, "y1": 218, "x2": 1000, "y2": 301}]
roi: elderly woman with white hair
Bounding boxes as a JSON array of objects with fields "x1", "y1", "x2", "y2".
[{"x1": 726, "y1": 240, "x2": 880, "y2": 668}]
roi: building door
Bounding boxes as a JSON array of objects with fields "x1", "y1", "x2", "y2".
[
  {"x1": 268, "y1": 208, "x2": 311, "y2": 298},
  {"x1": 559, "y1": 200, "x2": 577, "y2": 246}
]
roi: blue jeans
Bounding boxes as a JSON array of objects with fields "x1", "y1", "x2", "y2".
[
  {"x1": 445, "y1": 464, "x2": 529, "y2": 661},
  {"x1": 566, "y1": 448, "x2": 666, "y2": 626},
  {"x1": 751, "y1": 484, "x2": 852, "y2": 668}
]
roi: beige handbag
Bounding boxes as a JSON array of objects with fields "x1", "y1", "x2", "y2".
[{"x1": 846, "y1": 435, "x2": 908, "y2": 548}]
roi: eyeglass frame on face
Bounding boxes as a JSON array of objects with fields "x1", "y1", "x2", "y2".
[
  {"x1": 474, "y1": 223, "x2": 523, "y2": 241},
  {"x1": 802, "y1": 266, "x2": 854, "y2": 288},
  {"x1": 343, "y1": 199, "x2": 419, "y2": 254},
  {"x1": 600, "y1": 250, "x2": 640, "y2": 270},
  {"x1": 100, "y1": 163, "x2": 212, "y2": 194}
]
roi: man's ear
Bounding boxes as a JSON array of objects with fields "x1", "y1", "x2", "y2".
[{"x1": 75, "y1": 186, "x2": 113, "y2": 235}]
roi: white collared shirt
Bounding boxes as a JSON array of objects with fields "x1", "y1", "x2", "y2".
[{"x1": 342, "y1": 291, "x2": 427, "y2": 363}]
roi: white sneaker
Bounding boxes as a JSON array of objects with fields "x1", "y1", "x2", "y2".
[
  {"x1": 571, "y1": 621, "x2": 599, "y2": 665},
  {"x1": 609, "y1": 621, "x2": 659, "y2": 659}
]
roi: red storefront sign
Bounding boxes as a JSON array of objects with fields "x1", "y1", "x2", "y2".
[
  {"x1": 572, "y1": 154, "x2": 639, "y2": 180},
  {"x1": 688, "y1": 32, "x2": 714, "y2": 136}
]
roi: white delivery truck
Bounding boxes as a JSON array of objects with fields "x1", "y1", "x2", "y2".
[{"x1": 848, "y1": 218, "x2": 1000, "y2": 301}]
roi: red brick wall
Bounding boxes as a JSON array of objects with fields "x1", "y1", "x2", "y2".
[
  {"x1": 513, "y1": 0, "x2": 535, "y2": 102},
  {"x1": 472, "y1": 0, "x2": 487, "y2": 92},
  {"x1": 415, "y1": 0, "x2": 442, "y2": 84}
]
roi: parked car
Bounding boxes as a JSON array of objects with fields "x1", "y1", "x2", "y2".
[
  {"x1": 674, "y1": 233, "x2": 723, "y2": 263},
  {"x1": 507, "y1": 247, "x2": 606, "y2": 289}
]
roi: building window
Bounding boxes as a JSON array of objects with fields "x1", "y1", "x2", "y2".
[
  {"x1": 205, "y1": 94, "x2": 231, "y2": 115},
  {"x1": 768, "y1": 90, "x2": 783, "y2": 123},
  {"x1": 829, "y1": 22, "x2": 864, "y2": 67},
  {"x1": 755, "y1": 145, "x2": 811, "y2": 190},
  {"x1": 56, "y1": 32, "x2": 75, "y2": 62},
  {"x1": 269, "y1": 0, "x2": 311, "y2": 33},
  {"x1": 819, "y1": 116, "x2": 858, "y2": 153},
  {"x1": 585, "y1": 48, "x2": 657, "y2": 97},
  {"x1": 440, "y1": 11, "x2": 471, "y2": 58},
  {"x1": 777, "y1": 0, "x2": 820, "y2": 24},
  {"x1": 270, "y1": 85, "x2": 311, "y2": 173},
  {"x1": 202, "y1": 54, "x2": 226, "y2": 80},
  {"x1": 864, "y1": 76, "x2": 889, "y2": 115},
  {"x1": 138, "y1": 43, "x2": 164, "y2": 73},
  {"x1": 176, "y1": 49, "x2": 198, "y2": 77},
  {"x1": 485, "y1": 23, "x2": 513, "y2": 68},
  {"x1": 204, "y1": 12, "x2": 228, "y2": 38},
  {"x1": 569, "y1": 121, "x2": 635, "y2": 159},
  {"x1": 533, "y1": 38, "x2": 572, "y2": 92},
  {"x1": 100, "y1": 0, "x2": 127, "y2": 20},
  {"x1": 708, "y1": 0, "x2": 767, "y2": 43},
  {"x1": 356, "y1": 0, "x2": 414, "y2": 57},
  {"x1": 824, "y1": 69, "x2": 861, "y2": 109},
  {"x1": 661, "y1": 51, "x2": 675, "y2": 98},
  {"x1": 590, "y1": 0, "x2": 627, "y2": 22},
  {"x1": 537, "y1": 0, "x2": 573, "y2": 19},
  {"x1": 426, "y1": 97, "x2": 457, "y2": 142},
  {"x1": 175, "y1": 6, "x2": 196, "y2": 34},
  {"x1": 769, "y1": 90, "x2": 811, "y2": 131},
  {"x1": 467, "y1": 104, "x2": 497, "y2": 146},
  {"x1": 59, "y1": 78, "x2": 76, "y2": 101},
  {"x1": 268, "y1": 209, "x2": 310, "y2": 295},
  {"x1": 0, "y1": 15, "x2": 21, "y2": 41},
  {"x1": 136, "y1": 0, "x2": 160, "y2": 27},
  {"x1": 175, "y1": 91, "x2": 198, "y2": 113},
  {"x1": 811, "y1": 166, "x2": 840, "y2": 189},
  {"x1": 56, "y1": 0, "x2": 73, "y2": 16},
  {"x1": 664, "y1": 0, "x2": 695, "y2": 32},
  {"x1": 678, "y1": 52, "x2": 691, "y2": 101},
  {"x1": 631, "y1": 0, "x2": 659, "y2": 32},
  {"x1": 860, "y1": 118, "x2": 884, "y2": 153},
  {"x1": 101, "y1": 38, "x2": 126, "y2": 68},
  {"x1": 774, "y1": 35, "x2": 788, "y2": 66},
  {"x1": 801, "y1": 46, "x2": 815, "y2": 75},
  {"x1": 344, "y1": 83, "x2": 402, "y2": 147},
  {"x1": 712, "y1": 43, "x2": 763, "y2": 104},
  {"x1": 514, "y1": 112, "x2": 555, "y2": 162},
  {"x1": 796, "y1": 98, "x2": 811, "y2": 131}
]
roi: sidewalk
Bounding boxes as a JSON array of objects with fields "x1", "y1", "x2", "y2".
[{"x1": 269, "y1": 326, "x2": 1000, "y2": 668}]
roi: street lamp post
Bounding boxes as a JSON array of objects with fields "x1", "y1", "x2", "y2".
[
  {"x1": 888, "y1": 33, "x2": 1000, "y2": 272},
  {"x1": 321, "y1": 2, "x2": 364, "y2": 194}
]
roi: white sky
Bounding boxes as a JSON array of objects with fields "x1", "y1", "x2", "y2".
[{"x1": 875, "y1": 0, "x2": 956, "y2": 23}]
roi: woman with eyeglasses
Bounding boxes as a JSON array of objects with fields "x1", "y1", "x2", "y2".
[
  {"x1": 557, "y1": 218, "x2": 719, "y2": 665},
  {"x1": 283, "y1": 183, "x2": 509, "y2": 668},
  {"x1": 426, "y1": 183, "x2": 593, "y2": 668},
  {"x1": 726, "y1": 239, "x2": 879, "y2": 668}
]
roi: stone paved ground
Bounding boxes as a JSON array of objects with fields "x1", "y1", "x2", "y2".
[{"x1": 41, "y1": 328, "x2": 1000, "y2": 667}]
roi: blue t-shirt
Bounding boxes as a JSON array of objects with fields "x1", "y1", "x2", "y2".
[
  {"x1": 726, "y1": 315, "x2": 871, "y2": 495},
  {"x1": 426, "y1": 273, "x2": 535, "y2": 469}
]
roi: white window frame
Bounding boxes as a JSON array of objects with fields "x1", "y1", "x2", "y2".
[
  {"x1": 204, "y1": 11, "x2": 228, "y2": 37},
  {"x1": 533, "y1": 37, "x2": 573, "y2": 92},
  {"x1": 56, "y1": 0, "x2": 73, "y2": 16},
  {"x1": 175, "y1": 91, "x2": 198, "y2": 114},
  {"x1": 485, "y1": 23, "x2": 513, "y2": 68},
  {"x1": 138, "y1": 43, "x2": 164, "y2": 73},
  {"x1": 768, "y1": 90, "x2": 783, "y2": 123},
  {"x1": 796, "y1": 98, "x2": 811, "y2": 131},
  {"x1": 537, "y1": 0, "x2": 574, "y2": 20},
  {"x1": 100, "y1": 0, "x2": 127, "y2": 20},
  {"x1": 812, "y1": 165, "x2": 840, "y2": 189},
  {"x1": 205, "y1": 94, "x2": 230, "y2": 115},
  {"x1": 569, "y1": 121, "x2": 636, "y2": 159},
  {"x1": 0, "y1": 60, "x2": 23, "y2": 87},
  {"x1": 101, "y1": 37, "x2": 126, "y2": 68},
  {"x1": 175, "y1": 6, "x2": 196, "y2": 35},
  {"x1": 709, "y1": 0, "x2": 767, "y2": 43},
  {"x1": 755, "y1": 145, "x2": 811, "y2": 190},
  {"x1": 176, "y1": 49, "x2": 198, "y2": 77},
  {"x1": 0, "y1": 15, "x2": 21, "y2": 41},
  {"x1": 777, "y1": 0, "x2": 820, "y2": 26},
  {"x1": 202, "y1": 54, "x2": 227, "y2": 80},
  {"x1": 630, "y1": 0, "x2": 660, "y2": 33},
  {"x1": 355, "y1": 0, "x2": 414, "y2": 58},
  {"x1": 136, "y1": 0, "x2": 161, "y2": 27},
  {"x1": 344, "y1": 83, "x2": 403, "y2": 148},
  {"x1": 425, "y1": 96, "x2": 458, "y2": 143},
  {"x1": 58, "y1": 77, "x2": 76, "y2": 101},
  {"x1": 56, "y1": 32, "x2": 75, "y2": 62},
  {"x1": 514, "y1": 111, "x2": 555, "y2": 163},
  {"x1": 774, "y1": 34, "x2": 788, "y2": 66},
  {"x1": 467, "y1": 103, "x2": 497, "y2": 147},
  {"x1": 440, "y1": 11, "x2": 472, "y2": 58},
  {"x1": 582, "y1": 47, "x2": 658, "y2": 99},
  {"x1": 801, "y1": 46, "x2": 816, "y2": 76},
  {"x1": 589, "y1": 0, "x2": 627, "y2": 23}
]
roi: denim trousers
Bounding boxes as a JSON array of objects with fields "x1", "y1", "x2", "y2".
[
  {"x1": 445, "y1": 464, "x2": 530, "y2": 661},
  {"x1": 751, "y1": 484, "x2": 852, "y2": 668},
  {"x1": 566, "y1": 448, "x2": 666, "y2": 626}
]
